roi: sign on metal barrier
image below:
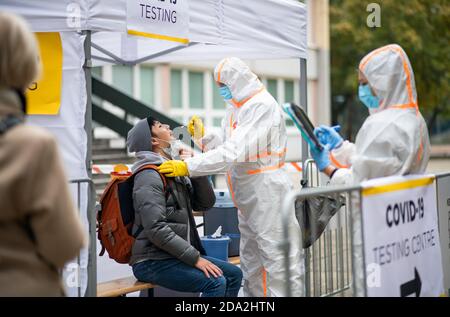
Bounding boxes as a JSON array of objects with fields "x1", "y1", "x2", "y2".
[
  {"x1": 361, "y1": 175, "x2": 445, "y2": 297},
  {"x1": 436, "y1": 174, "x2": 450, "y2": 296}
]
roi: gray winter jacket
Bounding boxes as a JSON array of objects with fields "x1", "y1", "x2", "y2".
[{"x1": 129, "y1": 151, "x2": 215, "y2": 267}]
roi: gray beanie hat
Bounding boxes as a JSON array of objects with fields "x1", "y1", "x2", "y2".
[{"x1": 126, "y1": 117, "x2": 154, "y2": 152}]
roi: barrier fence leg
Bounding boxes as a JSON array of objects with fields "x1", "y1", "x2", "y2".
[
  {"x1": 349, "y1": 190, "x2": 366, "y2": 297},
  {"x1": 305, "y1": 248, "x2": 311, "y2": 297}
]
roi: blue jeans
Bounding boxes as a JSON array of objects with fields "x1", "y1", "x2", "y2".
[{"x1": 132, "y1": 256, "x2": 243, "y2": 297}]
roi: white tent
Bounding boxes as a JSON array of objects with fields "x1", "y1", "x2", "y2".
[
  {"x1": 3, "y1": 0, "x2": 306, "y2": 62},
  {"x1": 0, "y1": 0, "x2": 308, "y2": 297}
]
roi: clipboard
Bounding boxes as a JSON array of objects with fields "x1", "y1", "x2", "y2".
[{"x1": 282, "y1": 102, "x2": 323, "y2": 151}]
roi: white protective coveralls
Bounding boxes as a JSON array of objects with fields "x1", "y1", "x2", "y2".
[
  {"x1": 184, "y1": 58, "x2": 304, "y2": 297},
  {"x1": 329, "y1": 44, "x2": 430, "y2": 185}
]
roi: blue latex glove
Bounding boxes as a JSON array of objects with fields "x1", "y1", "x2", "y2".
[
  {"x1": 310, "y1": 144, "x2": 331, "y2": 171},
  {"x1": 314, "y1": 125, "x2": 343, "y2": 150}
]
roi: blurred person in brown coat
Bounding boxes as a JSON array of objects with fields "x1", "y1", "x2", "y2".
[{"x1": 0, "y1": 12, "x2": 86, "y2": 296}]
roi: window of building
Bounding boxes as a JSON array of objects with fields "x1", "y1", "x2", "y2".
[
  {"x1": 140, "y1": 66, "x2": 154, "y2": 107},
  {"x1": 170, "y1": 69, "x2": 182, "y2": 109},
  {"x1": 267, "y1": 79, "x2": 278, "y2": 102},
  {"x1": 189, "y1": 71, "x2": 204, "y2": 109},
  {"x1": 212, "y1": 75, "x2": 225, "y2": 109},
  {"x1": 284, "y1": 80, "x2": 294, "y2": 104},
  {"x1": 213, "y1": 117, "x2": 223, "y2": 128},
  {"x1": 284, "y1": 80, "x2": 295, "y2": 126},
  {"x1": 91, "y1": 67, "x2": 103, "y2": 107},
  {"x1": 92, "y1": 66, "x2": 102, "y2": 78},
  {"x1": 112, "y1": 65, "x2": 133, "y2": 96}
]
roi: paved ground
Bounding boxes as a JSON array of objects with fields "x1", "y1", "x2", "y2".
[
  {"x1": 427, "y1": 158, "x2": 450, "y2": 174},
  {"x1": 430, "y1": 145, "x2": 450, "y2": 158}
]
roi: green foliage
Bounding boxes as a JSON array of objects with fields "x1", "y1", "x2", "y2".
[{"x1": 330, "y1": 0, "x2": 450, "y2": 135}]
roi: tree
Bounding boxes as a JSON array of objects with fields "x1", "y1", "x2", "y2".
[{"x1": 330, "y1": 0, "x2": 450, "y2": 140}]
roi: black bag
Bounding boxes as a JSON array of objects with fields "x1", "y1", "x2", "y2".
[{"x1": 295, "y1": 190, "x2": 345, "y2": 249}]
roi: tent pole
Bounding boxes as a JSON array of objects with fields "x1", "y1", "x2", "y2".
[
  {"x1": 299, "y1": 57, "x2": 309, "y2": 186},
  {"x1": 83, "y1": 30, "x2": 96, "y2": 297},
  {"x1": 91, "y1": 55, "x2": 119, "y2": 65},
  {"x1": 300, "y1": 57, "x2": 310, "y2": 298},
  {"x1": 131, "y1": 42, "x2": 199, "y2": 64},
  {"x1": 91, "y1": 42, "x2": 198, "y2": 66},
  {"x1": 91, "y1": 42, "x2": 128, "y2": 65}
]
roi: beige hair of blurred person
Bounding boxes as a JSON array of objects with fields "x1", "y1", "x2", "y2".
[{"x1": 0, "y1": 12, "x2": 41, "y2": 91}]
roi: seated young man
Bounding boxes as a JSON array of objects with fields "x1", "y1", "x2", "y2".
[{"x1": 126, "y1": 117, "x2": 242, "y2": 297}]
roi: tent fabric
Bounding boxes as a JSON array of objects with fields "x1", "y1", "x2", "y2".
[
  {"x1": 1, "y1": 0, "x2": 307, "y2": 63},
  {"x1": 0, "y1": 0, "x2": 89, "y2": 32},
  {"x1": 25, "y1": 32, "x2": 89, "y2": 297},
  {"x1": 91, "y1": 0, "x2": 307, "y2": 63}
]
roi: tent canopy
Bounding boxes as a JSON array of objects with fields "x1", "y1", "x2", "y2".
[{"x1": 2, "y1": 0, "x2": 307, "y2": 64}]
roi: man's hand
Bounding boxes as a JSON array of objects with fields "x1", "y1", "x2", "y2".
[
  {"x1": 158, "y1": 160, "x2": 189, "y2": 177},
  {"x1": 195, "y1": 257, "x2": 223, "y2": 278},
  {"x1": 188, "y1": 115, "x2": 205, "y2": 140}
]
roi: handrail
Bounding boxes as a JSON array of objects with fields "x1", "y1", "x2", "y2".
[
  {"x1": 92, "y1": 75, "x2": 183, "y2": 137},
  {"x1": 92, "y1": 101, "x2": 133, "y2": 138}
]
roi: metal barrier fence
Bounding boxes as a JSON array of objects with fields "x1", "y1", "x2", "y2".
[
  {"x1": 69, "y1": 178, "x2": 96, "y2": 297},
  {"x1": 281, "y1": 171, "x2": 450, "y2": 297},
  {"x1": 302, "y1": 160, "x2": 354, "y2": 297}
]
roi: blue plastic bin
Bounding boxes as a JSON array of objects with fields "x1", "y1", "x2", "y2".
[
  {"x1": 204, "y1": 190, "x2": 240, "y2": 256},
  {"x1": 201, "y1": 235, "x2": 230, "y2": 261}
]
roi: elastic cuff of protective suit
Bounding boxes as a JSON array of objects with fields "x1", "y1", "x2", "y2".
[
  {"x1": 334, "y1": 141, "x2": 343, "y2": 149},
  {"x1": 330, "y1": 168, "x2": 340, "y2": 179}
]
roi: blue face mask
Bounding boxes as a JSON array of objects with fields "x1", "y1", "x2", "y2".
[
  {"x1": 358, "y1": 84, "x2": 380, "y2": 109},
  {"x1": 219, "y1": 85, "x2": 233, "y2": 100}
]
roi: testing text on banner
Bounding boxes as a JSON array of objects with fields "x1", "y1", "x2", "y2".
[{"x1": 126, "y1": 0, "x2": 189, "y2": 44}]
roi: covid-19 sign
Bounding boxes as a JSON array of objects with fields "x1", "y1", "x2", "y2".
[{"x1": 361, "y1": 175, "x2": 445, "y2": 297}]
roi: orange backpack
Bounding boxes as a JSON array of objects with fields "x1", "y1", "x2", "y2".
[{"x1": 97, "y1": 164, "x2": 167, "y2": 264}]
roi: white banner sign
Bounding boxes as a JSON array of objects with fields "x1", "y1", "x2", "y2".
[
  {"x1": 436, "y1": 174, "x2": 450, "y2": 296},
  {"x1": 361, "y1": 175, "x2": 445, "y2": 297},
  {"x1": 126, "y1": 0, "x2": 189, "y2": 44}
]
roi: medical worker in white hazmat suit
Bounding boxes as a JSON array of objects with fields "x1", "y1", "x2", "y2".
[
  {"x1": 158, "y1": 57, "x2": 304, "y2": 297},
  {"x1": 311, "y1": 44, "x2": 430, "y2": 184}
]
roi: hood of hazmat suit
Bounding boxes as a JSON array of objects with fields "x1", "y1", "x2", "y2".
[
  {"x1": 184, "y1": 57, "x2": 304, "y2": 296},
  {"x1": 331, "y1": 44, "x2": 431, "y2": 185}
]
